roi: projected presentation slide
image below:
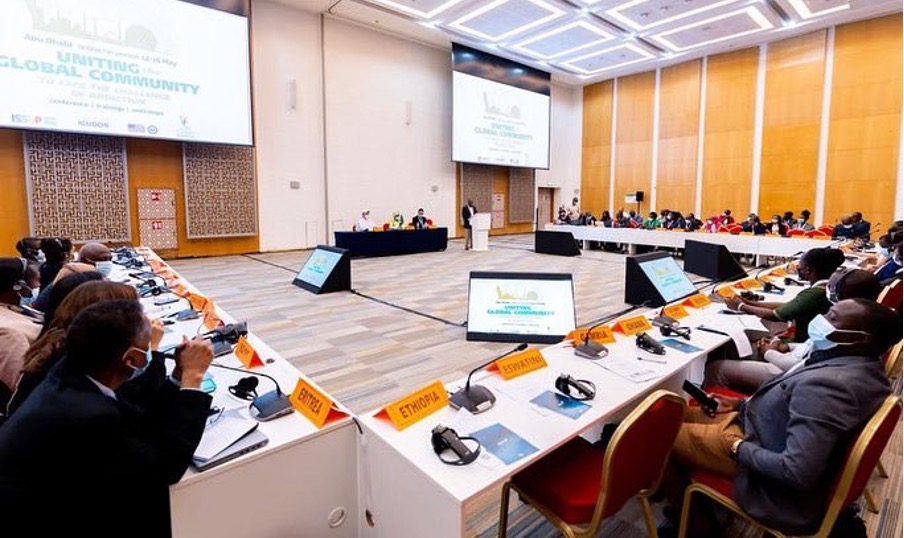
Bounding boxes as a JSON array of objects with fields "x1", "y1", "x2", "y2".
[
  {"x1": 639, "y1": 257, "x2": 697, "y2": 303},
  {"x1": 453, "y1": 71, "x2": 550, "y2": 169},
  {"x1": 0, "y1": 0, "x2": 253, "y2": 145},
  {"x1": 296, "y1": 249, "x2": 343, "y2": 289},
  {"x1": 467, "y1": 273, "x2": 575, "y2": 343}
]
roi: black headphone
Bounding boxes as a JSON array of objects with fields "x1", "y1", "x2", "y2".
[
  {"x1": 659, "y1": 324, "x2": 691, "y2": 340},
  {"x1": 228, "y1": 376, "x2": 259, "y2": 401},
  {"x1": 431, "y1": 425, "x2": 481, "y2": 466},
  {"x1": 11, "y1": 258, "x2": 31, "y2": 297},
  {"x1": 555, "y1": 374, "x2": 596, "y2": 401},
  {"x1": 740, "y1": 290, "x2": 764, "y2": 302}
]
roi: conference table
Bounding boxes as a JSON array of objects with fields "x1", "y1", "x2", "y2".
[
  {"x1": 357, "y1": 270, "x2": 803, "y2": 538},
  {"x1": 123, "y1": 248, "x2": 359, "y2": 538},
  {"x1": 545, "y1": 224, "x2": 834, "y2": 263},
  {"x1": 334, "y1": 227, "x2": 448, "y2": 257}
]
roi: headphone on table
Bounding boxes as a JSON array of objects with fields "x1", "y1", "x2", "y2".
[
  {"x1": 229, "y1": 376, "x2": 259, "y2": 401},
  {"x1": 431, "y1": 425, "x2": 481, "y2": 466},
  {"x1": 555, "y1": 374, "x2": 596, "y2": 401}
]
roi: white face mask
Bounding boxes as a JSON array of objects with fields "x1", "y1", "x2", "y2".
[{"x1": 94, "y1": 261, "x2": 114, "y2": 277}]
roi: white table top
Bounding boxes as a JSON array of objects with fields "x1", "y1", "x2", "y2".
[
  {"x1": 120, "y1": 248, "x2": 352, "y2": 487},
  {"x1": 545, "y1": 225, "x2": 836, "y2": 258},
  {"x1": 359, "y1": 269, "x2": 805, "y2": 503}
]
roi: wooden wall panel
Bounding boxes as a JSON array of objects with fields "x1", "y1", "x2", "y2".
[
  {"x1": 825, "y1": 14, "x2": 902, "y2": 230},
  {"x1": 581, "y1": 81, "x2": 613, "y2": 217},
  {"x1": 0, "y1": 130, "x2": 30, "y2": 256},
  {"x1": 614, "y1": 72, "x2": 655, "y2": 213},
  {"x1": 759, "y1": 31, "x2": 826, "y2": 221},
  {"x1": 126, "y1": 140, "x2": 259, "y2": 258},
  {"x1": 656, "y1": 60, "x2": 701, "y2": 216},
  {"x1": 701, "y1": 48, "x2": 758, "y2": 220}
]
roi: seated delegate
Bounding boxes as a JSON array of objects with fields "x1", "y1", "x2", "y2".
[
  {"x1": 722, "y1": 247, "x2": 844, "y2": 343},
  {"x1": 0, "y1": 258, "x2": 43, "y2": 403},
  {"x1": 411, "y1": 208, "x2": 429, "y2": 230},
  {"x1": 706, "y1": 268, "x2": 882, "y2": 393},
  {"x1": 355, "y1": 210, "x2": 375, "y2": 232},
  {"x1": 0, "y1": 299, "x2": 214, "y2": 536},
  {"x1": 665, "y1": 299, "x2": 900, "y2": 536}
]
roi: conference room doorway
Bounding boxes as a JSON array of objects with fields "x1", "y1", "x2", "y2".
[{"x1": 537, "y1": 187, "x2": 555, "y2": 227}]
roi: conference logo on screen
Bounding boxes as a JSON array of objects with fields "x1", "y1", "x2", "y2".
[
  {"x1": 147, "y1": 125, "x2": 159, "y2": 135},
  {"x1": 78, "y1": 119, "x2": 109, "y2": 129},
  {"x1": 128, "y1": 123, "x2": 147, "y2": 133},
  {"x1": 11, "y1": 114, "x2": 55, "y2": 126}
]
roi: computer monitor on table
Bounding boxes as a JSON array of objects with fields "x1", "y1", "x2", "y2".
[
  {"x1": 466, "y1": 272, "x2": 576, "y2": 344},
  {"x1": 684, "y1": 239, "x2": 746, "y2": 281},
  {"x1": 625, "y1": 252, "x2": 697, "y2": 307}
]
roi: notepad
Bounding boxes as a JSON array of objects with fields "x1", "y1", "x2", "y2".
[
  {"x1": 468, "y1": 423, "x2": 538, "y2": 465},
  {"x1": 530, "y1": 391, "x2": 591, "y2": 420}
]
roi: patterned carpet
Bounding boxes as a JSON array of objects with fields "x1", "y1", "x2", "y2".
[{"x1": 168, "y1": 234, "x2": 902, "y2": 538}]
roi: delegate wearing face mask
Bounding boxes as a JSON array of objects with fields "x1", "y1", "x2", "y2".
[{"x1": 807, "y1": 314, "x2": 870, "y2": 351}]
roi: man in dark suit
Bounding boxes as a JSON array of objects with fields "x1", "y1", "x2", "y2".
[
  {"x1": 461, "y1": 199, "x2": 476, "y2": 250},
  {"x1": 851, "y1": 211, "x2": 871, "y2": 239},
  {"x1": 668, "y1": 299, "x2": 899, "y2": 535},
  {"x1": 0, "y1": 299, "x2": 214, "y2": 537},
  {"x1": 412, "y1": 208, "x2": 429, "y2": 230}
]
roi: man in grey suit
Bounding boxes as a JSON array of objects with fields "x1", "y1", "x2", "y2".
[{"x1": 668, "y1": 299, "x2": 900, "y2": 535}]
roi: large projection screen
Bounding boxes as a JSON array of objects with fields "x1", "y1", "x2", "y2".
[{"x1": 0, "y1": 0, "x2": 253, "y2": 145}]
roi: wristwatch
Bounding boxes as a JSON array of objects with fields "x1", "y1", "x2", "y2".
[{"x1": 730, "y1": 438, "x2": 744, "y2": 458}]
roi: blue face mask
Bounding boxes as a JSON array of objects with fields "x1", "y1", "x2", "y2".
[{"x1": 807, "y1": 314, "x2": 869, "y2": 351}]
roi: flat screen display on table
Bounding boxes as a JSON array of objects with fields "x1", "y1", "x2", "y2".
[
  {"x1": 296, "y1": 248, "x2": 343, "y2": 289},
  {"x1": 638, "y1": 255, "x2": 697, "y2": 304},
  {"x1": 684, "y1": 239, "x2": 746, "y2": 281},
  {"x1": 452, "y1": 44, "x2": 550, "y2": 169},
  {"x1": 467, "y1": 272, "x2": 575, "y2": 344},
  {"x1": 0, "y1": 0, "x2": 253, "y2": 145}
]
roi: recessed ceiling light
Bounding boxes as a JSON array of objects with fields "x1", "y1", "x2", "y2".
[
  {"x1": 605, "y1": 0, "x2": 740, "y2": 31},
  {"x1": 509, "y1": 20, "x2": 615, "y2": 60},
  {"x1": 366, "y1": 0, "x2": 471, "y2": 19},
  {"x1": 448, "y1": 0, "x2": 566, "y2": 42},
  {"x1": 558, "y1": 42, "x2": 655, "y2": 75},
  {"x1": 786, "y1": 0, "x2": 850, "y2": 19},
  {"x1": 650, "y1": 6, "x2": 773, "y2": 51}
]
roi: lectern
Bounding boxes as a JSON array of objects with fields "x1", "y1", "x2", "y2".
[{"x1": 471, "y1": 213, "x2": 491, "y2": 251}]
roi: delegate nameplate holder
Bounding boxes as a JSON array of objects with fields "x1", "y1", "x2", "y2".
[
  {"x1": 289, "y1": 378, "x2": 346, "y2": 429},
  {"x1": 487, "y1": 348, "x2": 547, "y2": 380},
  {"x1": 375, "y1": 380, "x2": 448, "y2": 431},
  {"x1": 683, "y1": 293, "x2": 712, "y2": 308},
  {"x1": 186, "y1": 291, "x2": 210, "y2": 311},
  {"x1": 662, "y1": 304, "x2": 689, "y2": 320},
  {"x1": 234, "y1": 336, "x2": 264, "y2": 368},
  {"x1": 769, "y1": 267, "x2": 788, "y2": 278},
  {"x1": 566, "y1": 326, "x2": 615, "y2": 344},
  {"x1": 715, "y1": 286, "x2": 737, "y2": 298},
  {"x1": 733, "y1": 278, "x2": 762, "y2": 290},
  {"x1": 613, "y1": 315, "x2": 653, "y2": 336}
]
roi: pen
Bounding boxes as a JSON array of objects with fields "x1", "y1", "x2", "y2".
[
  {"x1": 697, "y1": 326, "x2": 730, "y2": 337},
  {"x1": 637, "y1": 356, "x2": 666, "y2": 365}
]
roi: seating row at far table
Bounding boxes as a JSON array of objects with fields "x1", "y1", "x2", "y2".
[
  {"x1": 335, "y1": 227, "x2": 448, "y2": 257},
  {"x1": 356, "y1": 265, "x2": 805, "y2": 537},
  {"x1": 545, "y1": 224, "x2": 836, "y2": 264}
]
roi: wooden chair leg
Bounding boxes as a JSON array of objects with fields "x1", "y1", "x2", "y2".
[
  {"x1": 498, "y1": 482, "x2": 512, "y2": 538},
  {"x1": 863, "y1": 488, "x2": 879, "y2": 514},
  {"x1": 638, "y1": 495, "x2": 658, "y2": 538},
  {"x1": 877, "y1": 460, "x2": 888, "y2": 479},
  {"x1": 677, "y1": 487, "x2": 695, "y2": 538}
]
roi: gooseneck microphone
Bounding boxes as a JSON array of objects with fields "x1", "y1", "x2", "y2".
[
  {"x1": 574, "y1": 321, "x2": 609, "y2": 360},
  {"x1": 449, "y1": 343, "x2": 527, "y2": 414}
]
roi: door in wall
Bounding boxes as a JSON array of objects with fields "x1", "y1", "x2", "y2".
[{"x1": 537, "y1": 188, "x2": 554, "y2": 226}]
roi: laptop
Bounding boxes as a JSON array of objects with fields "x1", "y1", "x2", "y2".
[{"x1": 191, "y1": 428, "x2": 269, "y2": 472}]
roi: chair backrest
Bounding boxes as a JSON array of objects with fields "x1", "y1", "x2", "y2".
[
  {"x1": 816, "y1": 395, "x2": 902, "y2": 536},
  {"x1": 883, "y1": 341, "x2": 903, "y2": 378},
  {"x1": 788, "y1": 228, "x2": 806, "y2": 237},
  {"x1": 878, "y1": 279, "x2": 902, "y2": 312},
  {"x1": 819, "y1": 225, "x2": 836, "y2": 234},
  {"x1": 806, "y1": 230, "x2": 830, "y2": 238},
  {"x1": 592, "y1": 390, "x2": 686, "y2": 523}
]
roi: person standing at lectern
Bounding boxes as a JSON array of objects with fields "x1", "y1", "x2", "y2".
[
  {"x1": 412, "y1": 209, "x2": 428, "y2": 230},
  {"x1": 462, "y1": 200, "x2": 476, "y2": 250}
]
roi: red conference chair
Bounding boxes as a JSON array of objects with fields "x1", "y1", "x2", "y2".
[
  {"x1": 805, "y1": 230, "x2": 830, "y2": 239},
  {"x1": 718, "y1": 225, "x2": 732, "y2": 234},
  {"x1": 877, "y1": 279, "x2": 902, "y2": 312},
  {"x1": 497, "y1": 390, "x2": 685, "y2": 538},
  {"x1": 818, "y1": 225, "x2": 836, "y2": 235},
  {"x1": 862, "y1": 340, "x2": 904, "y2": 512},
  {"x1": 787, "y1": 228, "x2": 806, "y2": 237},
  {"x1": 382, "y1": 223, "x2": 390, "y2": 231},
  {"x1": 678, "y1": 394, "x2": 902, "y2": 538},
  {"x1": 727, "y1": 224, "x2": 743, "y2": 234},
  {"x1": 426, "y1": 219, "x2": 433, "y2": 228}
]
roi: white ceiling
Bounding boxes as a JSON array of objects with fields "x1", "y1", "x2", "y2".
[{"x1": 270, "y1": 0, "x2": 902, "y2": 86}]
